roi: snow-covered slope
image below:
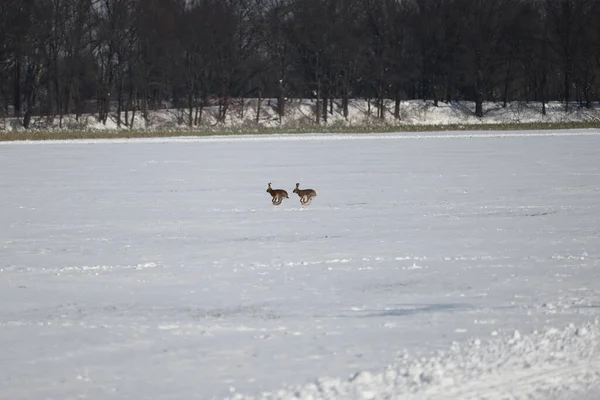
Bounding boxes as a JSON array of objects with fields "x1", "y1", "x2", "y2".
[
  {"x1": 1, "y1": 100, "x2": 599, "y2": 132},
  {"x1": 1, "y1": 129, "x2": 599, "y2": 399}
]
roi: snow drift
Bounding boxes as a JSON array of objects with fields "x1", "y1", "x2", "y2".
[{"x1": 230, "y1": 320, "x2": 600, "y2": 400}]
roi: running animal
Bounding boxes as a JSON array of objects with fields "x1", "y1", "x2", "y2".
[
  {"x1": 293, "y1": 183, "x2": 317, "y2": 206},
  {"x1": 266, "y1": 183, "x2": 289, "y2": 205}
]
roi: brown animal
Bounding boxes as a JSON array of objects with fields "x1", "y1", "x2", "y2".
[
  {"x1": 293, "y1": 183, "x2": 317, "y2": 205},
  {"x1": 266, "y1": 182, "x2": 288, "y2": 205}
]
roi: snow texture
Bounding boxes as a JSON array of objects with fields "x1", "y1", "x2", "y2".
[
  {"x1": 232, "y1": 320, "x2": 600, "y2": 400},
  {"x1": 1, "y1": 129, "x2": 600, "y2": 399}
]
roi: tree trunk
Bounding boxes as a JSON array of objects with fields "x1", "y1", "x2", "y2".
[
  {"x1": 563, "y1": 65, "x2": 570, "y2": 111},
  {"x1": 187, "y1": 90, "x2": 193, "y2": 127},
  {"x1": 23, "y1": 63, "x2": 41, "y2": 129},
  {"x1": 377, "y1": 80, "x2": 384, "y2": 119},
  {"x1": 141, "y1": 89, "x2": 148, "y2": 123},
  {"x1": 277, "y1": 90, "x2": 285, "y2": 123},
  {"x1": 542, "y1": 96, "x2": 546, "y2": 115},
  {"x1": 541, "y1": 19, "x2": 548, "y2": 116},
  {"x1": 315, "y1": 77, "x2": 321, "y2": 124},
  {"x1": 23, "y1": 90, "x2": 36, "y2": 129},
  {"x1": 126, "y1": 86, "x2": 137, "y2": 127},
  {"x1": 342, "y1": 86, "x2": 349, "y2": 119},
  {"x1": 475, "y1": 98, "x2": 483, "y2": 118},
  {"x1": 394, "y1": 86, "x2": 401, "y2": 120},
  {"x1": 116, "y1": 78, "x2": 123, "y2": 128},
  {"x1": 256, "y1": 88, "x2": 262, "y2": 123},
  {"x1": 475, "y1": 69, "x2": 484, "y2": 118},
  {"x1": 444, "y1": 74, "x2": 451, "y2": 103},
  {"x1": 52, "y1": 75, "x2": 62, "y2": 128},
  {"x1": 218, "y1": 95, "x2": 229, "y2": 123},
  {"x1": 433, "y1": 75, "x2": 439, "y2": 107},
  {"x1": 502, "y1": 55, "x2": 513, "y2": 108},
  {"x1": 195, "y1": 94, "x2": 204, "y2": 125},
  {"x1": 322, "y1": 89, "x2": 327, "y2": 123},
  {"x1": 13, "y1": 58, "x2": 21, "y2": 118},
  {"x1": 378, "y1": 86, "x2": 385, "y2": 120},
  {"x1": 277, "y1": 54, "x2": 286, "y2": 123},
  {"x1": 583, "y1": 80, "x2": 591, "y2": 108}
]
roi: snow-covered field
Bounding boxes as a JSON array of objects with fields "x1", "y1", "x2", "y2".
[{"x1": 1, "y1": 129, "x2": 600, "y2": 399}]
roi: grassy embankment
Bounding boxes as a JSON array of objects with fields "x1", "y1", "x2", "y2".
[{"x1": 1, "y1": 121, "x2": 599, "y2": 142}]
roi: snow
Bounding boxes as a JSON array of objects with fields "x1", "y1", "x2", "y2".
[
  {"x1": 1, "y1": 99, "x2": 599, "y2": 132},
  {"x1": 234, "y1": 320, "x2": 600, "y2": 400},
  {"x1": 1, "y1": 129, "x2": 600, "y2": 399}
]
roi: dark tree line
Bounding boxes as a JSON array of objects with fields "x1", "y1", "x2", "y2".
[{"x1": 1, "y1": 0, "x2": 600, "y2": 128}]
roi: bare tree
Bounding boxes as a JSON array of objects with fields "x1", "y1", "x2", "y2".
[
  {"x1": 262, "y1": 0, "x2": 294, "y2": 121},
  {"x1": 0, "y1": 0, "x2": 599, "y2": 129}
]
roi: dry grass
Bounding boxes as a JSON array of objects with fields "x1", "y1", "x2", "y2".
[{"x1": 1, "y1": 121, "x2": 599, "y2": 142}]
